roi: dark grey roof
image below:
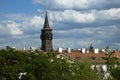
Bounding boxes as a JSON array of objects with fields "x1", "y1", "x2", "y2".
[{"x1": 43, "y1": 11, "x2": 50, "y2": 29}]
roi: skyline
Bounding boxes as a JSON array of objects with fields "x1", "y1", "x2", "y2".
[{"x1": 0, "y1": 0, "x2": 120, "y2": 50}]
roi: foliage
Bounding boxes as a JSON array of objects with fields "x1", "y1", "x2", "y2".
[
  {"x1": 104, "y1": 47, "x2": 119, "y2": 69},
  {"x1": 110, "y1": 66, "x2": 120, "y2": 80},
  {"x1": 71, "y1": 62, "x2": 99, "y2": 80},
  {"x1": 89, "y1": 43, "x2": 94, "y2": 51},
  {"x1": 104, "y1": 47, "x2": 120, "y2": 80},
  {"x1": 0, "y1": 46, "x2": 99, "y2": 80}
]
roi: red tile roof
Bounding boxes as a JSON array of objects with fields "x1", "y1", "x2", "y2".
[
  {"x1": 114, "y1": 51, "x2": 120, "y2": 58},
  {"x1": 55, "y1": 50, "x2": 120, "y2": 64}
]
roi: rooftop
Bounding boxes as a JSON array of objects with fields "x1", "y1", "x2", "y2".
[{"x1": 55, "y1": 50, "x2": 120, "y2": 64}]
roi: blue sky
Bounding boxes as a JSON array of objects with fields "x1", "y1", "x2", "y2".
[
  {"x1": 0, "y1": 0, "x2": 38, "y2": 14},
  {"x1": 0, "y1": 0, "x2": 120, "y2": 50}
]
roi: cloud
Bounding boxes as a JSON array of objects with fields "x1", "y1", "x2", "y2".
[
  {"x1": 49, "y1": 10, "x2": 95, "y2": 23},
  {"x1": 94, "y1": 8, "x2": 120, "y2": 20},
  {"x1": 0, "y1": 13, "x2": 45, "y2": 48},
  {"x1": 53, "y1": 24, "x2": 120, "y2": 49},
  {"x1": 2, "y1": 13, "x2": 45, "y2": 34},
  {"x1": 54, "y1": 25, "x2": 119, "y2": 39},
  {"x1": 21, "y1": 15, "x2": 44, "y2": 34},
  {"x1": 23, "y1": 15, "x2": 44, "y2": 28},
  {"x1": 114, "y1": 43, "x2": 120, "y2": 47},
  {"x1": 33, "y1": 0, "x2": 120, "y2": 10},
  {"x1": 48, "y1": 8, "x2": 120, "y2": 28},
  {"x1": 0, "y1": 15, "x2": 44, "y2": 49},
  {"x1": 33, "y1": 0, "x2": 89, "y2": 9},
  {"x1": 53, "y1": 0, "x2": 89, "y2": 9},
  {"x1": 1, "y1": 0, "x2": 120, "y2": 50},
  {"x1": 3, "y1": 13, "x2": 29, "y2": 21},
  {"x1": 53, "y1": 38, "x2": 103, "y2": 49},
  {"x1": 0, "y1": 20, "x2": 23, "y2": 36}
]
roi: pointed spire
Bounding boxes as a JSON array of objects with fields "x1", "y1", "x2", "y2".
[{"x1": 43, "y1": 10, "x2": 50, "y2": 29}]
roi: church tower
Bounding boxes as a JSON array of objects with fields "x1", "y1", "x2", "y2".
[{"x1": 40, "y1": 11, "x2": 53, "y2": 52}]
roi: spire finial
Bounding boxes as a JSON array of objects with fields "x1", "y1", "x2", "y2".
[
  {"x1": 43, "y1": 6, "x2": 50, "y2": 29},
  {"x1": 45, "y1": 6, "x2": 48, "y2": 15}
]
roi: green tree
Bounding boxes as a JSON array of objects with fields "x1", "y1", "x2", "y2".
[
  {"x1": 89, "y1": 43, "x2": 94, "y2": 51},
  {"x1": 104, "y1": 47, "x2": 119, "y2": 70},
  {"x1": 104, "y1": 47, "x2": 119, "y2": 80},
  {"x1": 71, "y1": 62, "x2": 99, "y2": 80},
  {"x1": 0, "y1": 46, "x2": 27, "y2": 80},
  {"x1": 110, "y1": 67, "x2": 120, "y2": 80},
  {"x1": 51, "y1": 58, "x2": 73, "y2": 80},
  {"x1": 0, "y1": 46, "x2": 99, "y2": 80}
]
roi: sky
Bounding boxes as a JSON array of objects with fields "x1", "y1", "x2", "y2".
[{"x1": 0, "y1": 0, "x2": 120, "y2": 50}]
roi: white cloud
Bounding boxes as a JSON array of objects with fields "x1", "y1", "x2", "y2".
[
  {"x1": 3, "y1": 13, "x2": 29, "y2": 21},
  {"x1": 54, "y1": 28, "x2": 93, "y2": 37},
  {"x1": 94, "y1": 8, "x2": 120, "y2": 20},
  {"x1": 3, "y1": 13, "x2": 44, "y2": 33},
  {"x1": 29, "y1": 16, "x2": 43, "y2": 27},
  {"x1": 7, "y1": 21, "x2": 23, "y2": 35},
  {"x1": 53, "y1": 38, "x2": 103, "y2": 49},
  {"x1": 33, "y1": 0, "x2": 111, "y2": 10},
  {"x1": 49, "y1": 8, "x2": 120, "y2": 24},
  {"x1": 54, "y1": 0, "x2": 89, "y2": 9},
  {"x1": 0, "y1": 20, "x2": 23, "y2": 36},
  {"x1": 50, "y1": 10, "x2": 95, "y2": 23},
  {"x1": 21, "y1": 15, "x2": 44, "y2": 33},
  {"x1": 114, "y1": 43, "x2": 120, "y2": 46},
  {"x1": 53, "y1": 25, "x2": 120, "y2": 49},
  {"x1": 33, "y1": 0, "x2": 89, "y2": 9},
  {"x1": 36, "y1": 9, "x2": 44, "y2": 14},
  {"x1": 54, "y1": 25, "x2": 120, "y2": 41}
]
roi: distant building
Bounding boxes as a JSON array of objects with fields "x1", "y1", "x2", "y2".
[
  {"x1": 40, "y1": 11, "x2": 53, "y2": 52},
  {"x1": 55, "y1": 49, "x2": 120, "y2": 79},
  {"x1": 55, "y1": 48, "x2": 120, "y2": 64}
]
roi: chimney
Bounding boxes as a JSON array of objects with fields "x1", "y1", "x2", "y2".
[
  {"x1": 102, "y1": 49, "x2": 105, "y2": 53},
  {"x1": 82, "y1": 48, "x2": 86, "y2": 53},
  {"x1": 94, "y1": 48, "x2": 99, "y2": 54},
  {"x1": 58, "y1": 47, "x2": 62, "y2": 53},
  {"x1": 67, "y1": 48, "x2": 71, "y2": 53},
  {"x1": 22, "y1": 48, "x2": 26, "y2": 50},
  {"x1": 87, "y1": 50, "x2": 89, "y2": 53}
]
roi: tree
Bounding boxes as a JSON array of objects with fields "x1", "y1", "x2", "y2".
[
  {"x1": 0, "y1": 46, "x2": 99, "y2": 80},
  {"x1": 104, "y1": 47, "x2": 120, "y2": 80},
  {"x1": 89, "y1": 43, "x2": 94, "y2": 51},
  {"x1": 71, "y1": 62, "x2": 99, "y2": 80},
  {"x1": 50, "y1": 58, "x2": 73, "y2": 80},
  {"x1": 110, "y1": 66, "x2": 120, "y2": 80},
  {"x1": 104, "y1": 47, "x2": 119, "y2": 70}
]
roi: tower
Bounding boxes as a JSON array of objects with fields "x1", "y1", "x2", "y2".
[{"x1": 40, "y1": 11, "x2": 53, "y2": 52}]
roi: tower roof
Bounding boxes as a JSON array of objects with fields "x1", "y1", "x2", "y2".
[{"x1": 43, "y1": 11, "x2": 50, "y2": 29}]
